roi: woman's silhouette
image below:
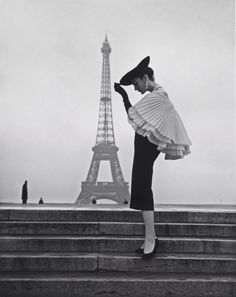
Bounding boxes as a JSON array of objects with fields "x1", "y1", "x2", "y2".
[{"x1": 114, "y1": 56, "x2": 191, "y2": 259}]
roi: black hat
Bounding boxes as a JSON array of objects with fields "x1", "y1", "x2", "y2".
[{"x1": 120, "y1": 56, "x2": 150, "y2": 86}]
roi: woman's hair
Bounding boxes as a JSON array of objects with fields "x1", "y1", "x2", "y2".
[{"x1": 139, "y1": 67, "x2": 155, "y2": 81}]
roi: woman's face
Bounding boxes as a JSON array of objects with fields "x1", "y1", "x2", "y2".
[{"x1": 132, "y1": 77, "x2": 146, "y2": 94}]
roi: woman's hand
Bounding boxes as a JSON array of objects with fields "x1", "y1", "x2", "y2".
[{"x1": 114, "y1": 82, "x2": 128, "y2": 98}]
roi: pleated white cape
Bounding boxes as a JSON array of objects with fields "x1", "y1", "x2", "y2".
[{"x1": 128, "y1": 85, "x2": 192, "y2": 160}]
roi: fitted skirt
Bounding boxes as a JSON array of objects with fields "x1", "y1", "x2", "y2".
[{"x1": 130, "y1": 132, "x2": 160, "y2": 211}]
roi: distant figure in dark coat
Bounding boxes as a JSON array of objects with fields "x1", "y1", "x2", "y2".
[
  {"x1": 39, "y1": 198, "x2": 44, "y2": 204},
  {"x1": 21, "y1": 180, "x2": 28, "y2": 204}
]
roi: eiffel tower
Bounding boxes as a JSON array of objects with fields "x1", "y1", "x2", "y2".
[{"x1": 76, "y1": 36, "x2": 130, "y2": 205}]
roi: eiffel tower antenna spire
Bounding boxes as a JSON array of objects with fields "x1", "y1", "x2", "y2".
[
  {"x1": 96, "y1": 35, "x2": 115, "y2": 145},
  {"x1": 76, "y1": 36, "x2": 130, "y2": 205}
]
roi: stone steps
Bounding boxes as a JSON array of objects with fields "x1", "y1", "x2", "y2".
[
  {"x1": 0, "y1": 235, "x2": 235, "y2": 254},
  {"x1": 0, "y1": 252, "x2": 236, "y2": 274},
  {"x1": 1, "y1": 209, "x2": 236, "y2": 223},
  {"x1": 1, "y1": 206, "x2": 235, "y2": 297},
  {"x1": 0, "y1": 272, "x2": 235, "y2": 297},
  {"x1": 1, "y1": 221, "x2": 235, "y2": 237}
]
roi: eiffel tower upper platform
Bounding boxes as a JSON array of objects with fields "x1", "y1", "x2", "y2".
[{"x1": 75, "y1": 36, "x2": 130, "y2": 205}]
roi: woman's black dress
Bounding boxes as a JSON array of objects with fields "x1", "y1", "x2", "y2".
[
  {"x1": 122, "y1": 96, "x2": 160, "y2": 211},
  {"x1": 121, "y1": 84, "x2": 191, "y2": 211},
  {"x1": 130, "y1": 133, "x2": 160, "y2": 211}
]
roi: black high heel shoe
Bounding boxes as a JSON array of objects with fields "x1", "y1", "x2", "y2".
[{"x1": 142, "y1": 238, "x2": 159, "y2": 260}]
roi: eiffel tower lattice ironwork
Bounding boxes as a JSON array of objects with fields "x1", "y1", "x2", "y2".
[{"x1": 76, "y1": 36, "x2": 130, "y2": 205}]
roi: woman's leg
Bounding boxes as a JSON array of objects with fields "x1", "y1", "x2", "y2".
[
  {"x1": 130, "y1": 133, "x2": 160, "y2": 252},
  {"x1": 142, "y1": 210, "x2": 156, "y2": 253}
]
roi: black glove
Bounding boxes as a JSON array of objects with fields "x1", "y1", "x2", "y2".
[
  {"x1": 114, "y1": 82, "x2": 128, "y2": 98},
  {"x1": 114, "y1": 82, "x2": 132, "y2": 113}
]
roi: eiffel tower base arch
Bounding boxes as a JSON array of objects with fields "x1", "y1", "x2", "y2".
[{"x1": 76, "y1": 181, "x2": 130, "y2": 205}]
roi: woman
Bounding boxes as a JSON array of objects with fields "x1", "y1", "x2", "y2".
[{"x1": 114, "y1": 56, "x2": 191, "y2": 260}]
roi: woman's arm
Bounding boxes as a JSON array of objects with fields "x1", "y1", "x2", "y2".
[{"x1": 114, "y1": 83, "x2": 132, "y2": 113}]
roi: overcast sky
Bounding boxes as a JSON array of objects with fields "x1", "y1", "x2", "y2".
[{"x1": 0, "y1": 0, "x2": 235, "y2": 205}]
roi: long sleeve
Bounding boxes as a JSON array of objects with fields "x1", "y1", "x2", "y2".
[
  {"x1": 114, "y1": 83, "x2": 132, "y2": 113},
  {"x1": 122, "y1": 95, "x2": 132, "y2": 113}
]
